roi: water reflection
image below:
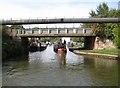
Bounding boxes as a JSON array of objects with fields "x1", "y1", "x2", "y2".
[
  {"x1": 84, "y1": 57, "x2": 118, "y2": 86},
  {"x1": 84, "y1": 56, "x2": 118, "y2": 68},
  {"x1": 2, "y1": 58, "x2": 29, "y2": 79},
  {"x1": 58, "y1": 52, "x2": 66, "y2": 68},
  {"x1": 2, "y1": 45, "x2": 119, "y2": 86}
]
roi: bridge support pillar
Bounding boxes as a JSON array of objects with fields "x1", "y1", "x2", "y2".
[
  {"x1": 10, "y1": 28, "x2": 19, "y2": 40},
  {"x1": 21, "y1": 37, "x2": 29, "y2": 54},
  {"x1": 84, "y1": 36, "x2": 96, "y2": 50},
  {"x1": 83, "y1": 28, "x2": 87, "y2": 34},
  {"x1": 22, "y1": 30, "x2": 25, "y2": 34},
  {"x1": 57, "y1": 29, "x2": 59, "y2": 34},
  {"x1": 48, "y1": 29, "x2": 50, "y2": 34},
  {"x1": 73, "y1": 29, "x2": 76, "y2": 33},
  {"x1": 65, "y1": 29, "x2": 68, "y2": 33},
  {"x1": 39, "y1": 29, "x2": 41, "y2": 34}
]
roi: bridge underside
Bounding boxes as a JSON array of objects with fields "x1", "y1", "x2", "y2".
[
  {"x1": 84, "y1": 36, "x2": 96, "y2": 50},
  {"x1": 19, "y1": 35, "x2": 96, "y2": 54},
  {"x1": 16, "y1": 33, "x2": 94, "y2": 37}
]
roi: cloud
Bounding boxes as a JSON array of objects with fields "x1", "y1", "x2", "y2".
[
  {"x1": 0, "y1": 2, "x2": 33, "y2": 19},
  {"x1": 1, "y1": 0, "x2": 119, "y2": 19},
  {"x1": 0, "y1": 0, "x2": 91, "y2": 19},
  {"x1": 0, "y1": 0, "x2": 119, "y2": 28}
]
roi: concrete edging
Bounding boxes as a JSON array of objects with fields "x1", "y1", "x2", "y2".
[{"x1": 73, "y1": 50, "x2": 119, "y2": 60}]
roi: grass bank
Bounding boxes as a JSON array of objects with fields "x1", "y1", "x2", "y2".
[
  {"x1": 72, "y1": 49, "x2": 120, "y2": 60},
  {"x1": 78, "y1": 49, "x2": 119, "y2": 55},
  {"x1": 72, "y1": 48, "x2": 119, "y2": 60}
]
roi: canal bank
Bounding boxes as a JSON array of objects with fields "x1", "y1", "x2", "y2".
[{"x1": 73, "y1": 50, "x2": 119, "y2": 60}]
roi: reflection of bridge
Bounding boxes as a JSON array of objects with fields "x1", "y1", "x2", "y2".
[{"x1": 14, "y1": 27, "x2": 92, "y2": 37}]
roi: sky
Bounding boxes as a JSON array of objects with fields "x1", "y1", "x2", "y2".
[{"x1": 0, "y1": 0, "x2": 119, "y2": 28}]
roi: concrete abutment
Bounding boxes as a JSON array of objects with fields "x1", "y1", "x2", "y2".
[{"x1": 21, "y1": 37, "x2": 29, "y2": 55}]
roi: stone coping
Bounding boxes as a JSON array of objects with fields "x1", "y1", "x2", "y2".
[{"x1": 73, "y1": 50, "x2": 119, "y2": 60}]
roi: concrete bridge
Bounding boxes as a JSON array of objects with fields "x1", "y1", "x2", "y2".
[
  {"x1": 5, "y1": 17, "x2": 118, "y2": 54},
  {"x1": 12, "y1": 27, "x2": 93, "y2": 37},
  {"x1": 9, "y1": 27, "x2": 96, "y2": 54}
]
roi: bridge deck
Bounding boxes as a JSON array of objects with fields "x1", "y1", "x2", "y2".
[
  {"x1": 10, "y1": 27, "x2": 93, "y2": 37},
  {"x1": 16, "y1": 33, "x2": 95, "y2": 37},
  {"x1": 1, "y1": 18, "x2": 119, "y2": 25}
]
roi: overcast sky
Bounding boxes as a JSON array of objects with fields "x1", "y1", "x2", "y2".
[{"x1": 0, "y1": 0, "x2": 119, "y2": 28}]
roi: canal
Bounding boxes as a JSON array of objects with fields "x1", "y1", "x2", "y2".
[{"x1": 2, "y1": 45, "x2": 119, "y2": 86}]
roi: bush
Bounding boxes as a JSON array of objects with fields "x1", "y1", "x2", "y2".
[
  {"x1": 112, "y1": 27, "x2": 120, "y2": 48},
  {"x1": 2, "y1": 40, "x2": 23, "y2": 60},
  {"x1": 2, "y1": 25, "x2": 24, "y2": 60}
]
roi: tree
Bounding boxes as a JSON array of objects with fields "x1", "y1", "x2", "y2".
[
  {"x1": 81, "y1": 2, "x2": 120, "y2": 47},
  {"x1": 89, "y1": 10, "x2": 96, "y2": 17},
  {"x1": 2, "y1": 25, "x2": 24, "y2": 59},
  {"x1": 2, "y1": 25, "x2": 10, "y2": 39},
  {"x1": 112, "y1": 24, "x2": 120, "y2": 48},
  {"x1": 82, "y1": 3, "x2": 120, "y2": 47},
  {"x1": 96, "y1": 3, "x2": 109, "y2": 17},
  {"x1": 89, "y1": 3, "x2": 110, "y2": 38},
  {"x1": 11, "y1": 25, "x2": 24, "y2": 29}
]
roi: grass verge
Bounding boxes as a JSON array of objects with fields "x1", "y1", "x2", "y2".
[{"x1": 79, "y1": 49, "x2": 119, "y2": 55}]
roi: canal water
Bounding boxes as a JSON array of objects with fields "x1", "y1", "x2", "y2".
[{"x1": 2, "y1": 45, "x2": 119, "y2": 86}]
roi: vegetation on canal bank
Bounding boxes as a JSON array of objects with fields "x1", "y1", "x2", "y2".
[
  {"x1": 82, "y1": 3, "x2": 120, "y2": 48},
  {"x1": 39, "y1": 37, "x2": 61, "y2": 43},
  {"x1": 78, "y1": 49, "x2": 119, "y2": 56},
  {"x1": 2, "y1": 25, "x2": 24, "y2": 60},
  {"x1": 73, "y1": 3, "x2": 120, "y2": 57}
]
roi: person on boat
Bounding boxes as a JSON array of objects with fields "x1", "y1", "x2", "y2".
[
  {"x1": 63, "y1": 40, "x2": 66, "y2": 45},
  {"x1": 57, "y1": 39, "x2": 67, "y2": 53}
]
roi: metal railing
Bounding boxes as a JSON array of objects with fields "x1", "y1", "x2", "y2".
[{"x1": 16, "y1": 28, "x2": 92, "y2": 35}]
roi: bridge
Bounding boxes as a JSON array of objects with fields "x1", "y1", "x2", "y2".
[
  {"x1": 9, "y1": 27, "x2": 95, "y2": 53},
  {"x1": 1, "y1": 18, "x2": 119, "y2": 25},
  {"x1": 4, "y1": 17, "x2": 119, "y2": 54},
  {"x1": 11, "y1": 27, "x2": 92, "y2": 37}
]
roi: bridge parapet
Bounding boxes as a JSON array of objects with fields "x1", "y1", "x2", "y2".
[{"x1": 16, "y1": 28, "x2": 92, "y2": 35}]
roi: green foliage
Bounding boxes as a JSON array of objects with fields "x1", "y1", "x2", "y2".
[
  {"x1": 71, "y1": 37, "x2": 79, "y2": 42},
  {"x1": 40, "y1": 37, "x2": 61, "y2": 43},
  {"x1": 2, "y1": 25, "x2": 24, "y2": 60},
  {"x1": 96, "y1": 3, "x2": 109, "y2": 17},
  {"x1": 11, "y1": 25, "x2": 23, "y2": 29},
  {"x1": 112, "y1": 24, "x2": 120, "y2": 47},
  {"x1": 2, "y1": 25, "x2": 10, "y2": 39},
  {"x1": 50, "y1": 37, "x2": 61, "y2": 42},
  {"x1": 40, "y1": 38, "x2": 49, "y2": 42},
  {"x1": 79, "y1": 48, "x2": 119, "y2": 55},
  {"x1": 89, "y1": 3, "x2": 109, "y2": 18},
  {"x1": 89, "y1": 10, "x2": 96, "y2": 17},
  {"x1": 2, "y1": 40, "x2": 23, "y2": 59},
  {"x1": 82, "y1": 2, "x2": 120, "y2": 47},
  {"x1": 71, "y1": 37, "x2": 84, "y2": 42}
]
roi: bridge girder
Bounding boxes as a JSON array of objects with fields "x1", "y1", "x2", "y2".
[
  {"x1": 1, "y1": 18, "x2": 119, "y2": 25},
  {"x1": 16, "y1": 33, "x2": 95, "y2": 37}
]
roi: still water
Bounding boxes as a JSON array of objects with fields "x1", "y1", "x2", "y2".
[{"x1": 2, "y1": 45, "x2": 119, "y2": 86}]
